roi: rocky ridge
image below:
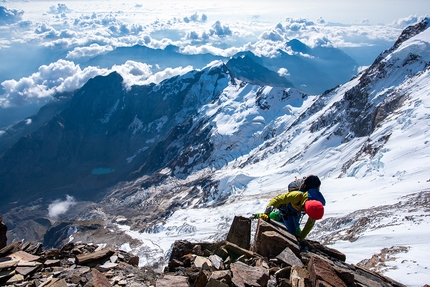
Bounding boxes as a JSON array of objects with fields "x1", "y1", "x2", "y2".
[{"x1": 0, "y1": 217, "x2": 411, "y2": 287}]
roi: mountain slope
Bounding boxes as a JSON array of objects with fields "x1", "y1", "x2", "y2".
[{"x1": 0, "y1": 64, "x2": 231, "y2": 208}]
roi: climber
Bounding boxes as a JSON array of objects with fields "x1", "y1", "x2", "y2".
[{"x1": 260, "y1": 175, "x2": 326, "y2": 248}]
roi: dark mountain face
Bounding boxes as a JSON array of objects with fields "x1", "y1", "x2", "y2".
[
  {"x1": 0, "y1": 92, "x2": 73, "y2": 155},
  {"x1": 0, "y1": 65, "x2": 231, "y2": 210}
]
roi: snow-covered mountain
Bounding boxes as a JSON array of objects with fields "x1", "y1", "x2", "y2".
[{"x1": 1, "y1": 18, "x2": 429, "y2": 287}]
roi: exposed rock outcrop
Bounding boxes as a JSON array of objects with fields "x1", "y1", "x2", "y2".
[
  {"x1": 0, "y1": 240, "x2": 158, "y2": 286},
  {"x1": 162, "y1": 217, "x2": 408, "y2": 287},
  {"x1": 0, "y1": 216, "x2": 416, "y2": 286}
]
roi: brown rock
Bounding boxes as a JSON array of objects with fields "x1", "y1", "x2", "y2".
[
  {"x1": 257, "y1": 231, "x2": 295, "y2": 259},
  {"x1": 0, "y1": 259, "x2": 19, "y2": 269},
  {"x1": 193, "y1": 244, "x2": 205, "y2": 256},
  {"x1": 76, "y1": 248, "x2": 115, "y2": 264},
  {"x1": 210, "y1": 270, "x2": 232, "y2": 285},
  {"x1": 290, "y1": 265, "x2": 310, "y2": 287},
  {"x1": 194, "y1": 255, "x2": 213, "y2": 269},
  {"x1": 156, "y1": 274, "x2": 189, "y2": 287},
  {"x1": 5, "y1": 273, "x2": 24, "y2": 284},
  {"x1": 308, "y1": 255, "x2": 347, "y2": 287},
  {"x1": 0, "y1": 269, "x2": 15, "y2": 281},
  {"x1": 275, "y1": 267, "x2": 291, "y2": 280},
  {"x1": 206, "y1": 277, "x2": 230, "y2": 287},
  {"x1": 44, "y1": 259, "x2": 61, "y2": 267},
  {"x1": 92, "y1": 269, "x2": 112, "y2": 287},
  {"x1": 226, "y1": 216, "x2": 251, "y2": 250},
  {"x1": 230, "y1": 261, "x2": 269, "y2": 287},
  {"x1": 46, "y1": 278, "x2": 68, "y2": 287},
  {"x1": 0, "y1": 241, "x2": 23, "y2": 257},
  {"x1": 306, "y1": 240, "x2": 346, "y2": 262},
  {"x1": 10, "y1": 250, "x2": 40, "y2": 262},
  {"x1": 15, "y1": 265, "x2": 39, "y2": 276},
  {"x1": 223, "y1": 241, "x2": 257, "y2": 261},
  {"x1": 276, "y1": 247, "x2": 304, "y2": 268},
  {"x1": 128, "y1": 254, "x2": 139, "y2": 266},
  {"x1": 194, "y1": 269, "x2": 211, "y2": 287},
  {"x1": 254, "y1": 220, "x2": 300, "y2": 257}
]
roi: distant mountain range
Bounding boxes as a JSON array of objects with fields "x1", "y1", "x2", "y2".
[{"x1": 82, "y1": 40, "x2": 358, "y2": 95}]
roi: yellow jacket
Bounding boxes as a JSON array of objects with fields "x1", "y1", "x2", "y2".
[{"x1": 267, "y1": 191, "x2": 315, "y2": 239}]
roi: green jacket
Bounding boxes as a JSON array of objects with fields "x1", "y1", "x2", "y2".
[{"x1": 267, "y1": 191, "x2": 315, "y2": 239}]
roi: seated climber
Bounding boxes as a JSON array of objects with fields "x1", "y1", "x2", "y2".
[{"x1": 260, "y1": 175, "x2": 326, "y2": 248}]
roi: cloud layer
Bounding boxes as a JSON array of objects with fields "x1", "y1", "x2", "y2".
[{"x1": 0, "y1": 1, "x2": 428, "y2": 110}]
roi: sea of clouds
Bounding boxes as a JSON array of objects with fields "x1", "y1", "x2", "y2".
[{"x1": 0, "y1": 2, "x2": 426, "y2": 113}]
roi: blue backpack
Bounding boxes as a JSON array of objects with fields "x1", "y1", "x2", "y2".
[{"x1": 307, "y1": 188, "x2": 326, "y2": 206}]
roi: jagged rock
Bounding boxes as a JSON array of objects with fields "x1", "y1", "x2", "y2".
[
  {"x1": 15, "y1": 265, "x2": 39, "y2": 276},
  {"x1": 258, "y1": 231, "x2": 296, "y2": 259},
  {"x1": 209, "y1": 254, "x2": 224, "y2": 270},
  {"x1": 230, "y1": 261, "x2": 269, "y2": 287},
  {"x1": 306, "y1": 240, "x2": 346, "y2": 262},
  {"x1": 156, "y1": 274, "x2": 189, "y2": 287},
  {"x1": 46, "y1": 278, "x2": 68, "y2": 287},
  {"x1": 210, "y1": 270, "x2": 232, "y2": 285},
  {"x1": 0, "y1": 259, "x2": 18, "y2": 269},
  {"x1": 254, "y1": 220, "x2": 300, "y2": 256},
  {"x1": 290, "y1": 265, "x2": 310, "y2": 287},
  {"x1": 276, "y1": 247, "x2": 304, "y2": 268},
  {"x1": 274, "y1": 267, "x2": 291, "y2": 280},
  {"x1": 226, "y1": 216, "x2": 251, "y2": 250},
  {"x1": 0, "y1": 241, "x2": 22, "y2": 257},
  {"x1": 76, "y1": 248, "x2": 115, "y2": 264},
  {"x1": 194, "y1": 269, "x2": 211, "y2": 287},
  {"x1": 5, "y1": 273, "x2": 24, "y2": 285},
  {"x1": 308, "y1": 255, "x2": 348, "y2": 287},
  {"x1": 92, "y1": 269, "x2": 112, "y2": 287},
  {"x1": 0, "y1": 216, "x2": 408, "y2": 287},
  {"x1": 223, "y1": 241, "x2": 258, "y2": 261},
  {"x1": 207, "y1": 277, "x2": 230, "y2": 287}
]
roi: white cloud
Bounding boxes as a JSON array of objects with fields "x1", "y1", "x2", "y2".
[
  {"x1": 142, "y1": 66, "x2": 195, "y2": 86},
  {"x1": 391, "y1": 15, "x2": 426, "y2": 28},
  {"x1": 209, "y1": 21, "x2": 232, "y2": 37},
  {"x1": 0, "y1": 6, "x2": 24, "y2": 25},
  {"x1": 48, "y1": 195, "x2": 77, "y2": 219},
  {"x1": 48, "y1": 4, "x2": 71, "y2": 15},
  {"x1": 278, "y1": 68, "x2": 290, "y2": 77},
  {"x1": 183, "y1": 12, "x2": 207, "y2": 23},
  {"x1": 0, "y1": 57, "x2": 194, "y2": 107},
  {"x1": 66, "y1": 43, "x2": 114, "y2": 59},
  {"x1": 112, "y1": 60, "x2": 153, "y2": 88},
  {"x1": 0, "y1": 60, "x2": 110, "y2": 107}
]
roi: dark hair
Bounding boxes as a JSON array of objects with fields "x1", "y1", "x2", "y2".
[{"x1": 301, "y1": 175, "x2": 321, "y2": 191}]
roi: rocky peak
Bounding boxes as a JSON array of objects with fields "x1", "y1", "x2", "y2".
[{"x1": 372, "y1": 17, "x2": 429, "y2": 67}]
